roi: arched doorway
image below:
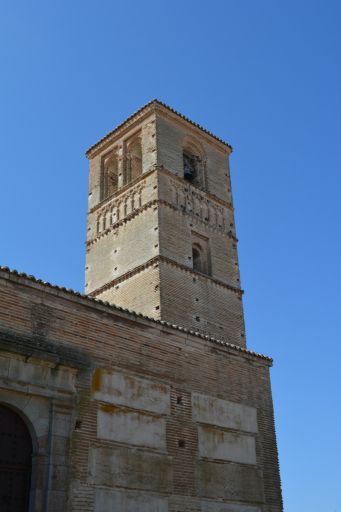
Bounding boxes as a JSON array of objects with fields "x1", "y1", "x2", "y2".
[{"x1": 0, "y1": 404, "x2": 33, "y2": 512}]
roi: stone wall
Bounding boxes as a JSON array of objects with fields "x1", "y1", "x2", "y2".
[{"x1": 0, "y1": 344, "x2": 80, "y2": 511}]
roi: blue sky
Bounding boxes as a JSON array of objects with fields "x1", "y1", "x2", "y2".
[{"x1": 1, "y1": 1, "x2": 340, "y2": 510}]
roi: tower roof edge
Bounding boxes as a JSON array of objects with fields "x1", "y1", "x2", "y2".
[{"x1": 85, "y1": 99, "x2": 233, "y2": 158}]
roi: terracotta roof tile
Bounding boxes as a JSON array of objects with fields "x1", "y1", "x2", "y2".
[
  {"x1": 0, "y1": 265, "x2": 271, "y2": 364},
  {"x1": 86, "y1": 99, "x2": 233, "y2": 156}
]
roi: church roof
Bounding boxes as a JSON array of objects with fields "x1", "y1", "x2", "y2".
[
  {"x1": 0, "y1": 265, "x2": 272, "y2": 364},
  {"x1": 86, "y1": 99, "x2": 233, "y2": 157}
]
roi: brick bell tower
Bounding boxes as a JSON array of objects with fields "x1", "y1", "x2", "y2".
[{"x1": 85, "y1": 100, "x2": 246, "y2": 346}]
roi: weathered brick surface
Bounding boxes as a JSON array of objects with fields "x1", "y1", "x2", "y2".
[
  {"x1": 155, "y1": 113, "x2": 232, "y2": 204},
  {"x1": 0, "y1": 270, "x2": 283, "y2": 511},
  {"x1": 96, "y1": 264, "x2": 161, "y2": 318},
  {"x1": 159, "y1": 259, "x2": 245, "y2": 344}
]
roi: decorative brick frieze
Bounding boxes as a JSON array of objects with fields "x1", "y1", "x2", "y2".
[
  {"x1": 87, "y1": 199, "x2": 158, "y2": 248},
  {"x1": 94, "y1": 181, "x2": 146, "y2": 233},
  {"x1": 87, "y1": 166, "x2": 235, "y2": 248},
  {"x1": 157, "y1": 166, "x2": 233, "y2": 210},
  {"x1": 87, "y1": 200, "x2": 236, "y2": 249},
  {"x1": 158, "y1": 170, "x2": 232, "y2": 236},
  {"x1": 89, "y1": 168, "x2": 155, "y2": 215}
]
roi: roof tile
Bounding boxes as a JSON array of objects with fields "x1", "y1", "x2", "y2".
[
  {"x1": 86, "y1": 99, "x2": 232, "y2": 156},
  {"x1": 0, "y1": 265, "x2": 271, "y2": 363}
]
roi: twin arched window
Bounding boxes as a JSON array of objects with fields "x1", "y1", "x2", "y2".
[
  {"x1": 101, "y1": 135, "x2": 205, "y2": 202},
  {"x1": 102, "y1": 138, "x2": 143, "y2": 201}
]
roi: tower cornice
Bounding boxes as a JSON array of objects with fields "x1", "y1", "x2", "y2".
[{"x1": 85, "y1": 99, "x2": 233, "y2": 159}]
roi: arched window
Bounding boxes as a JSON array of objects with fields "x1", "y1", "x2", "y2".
[
  {"x1": 127, "y1": 139, "x2": 142, "y2": 184},
  {"x1": 0, "y1": 404, "x2": 33, "y2": 511},
  {"x1": 192, "y1": 244, "x2": 203, "y2": 273},
  {"x1": 182, "y1": 139, "x2": 205, "y2": 190},
  {"x1": 191, "y1": 233, "x2": 211, "y2": 276},
  {"x1": 183, "y1": 152, "x2": 197, "y2": 183},
  {"x1": 103, "y1": 153, "x2": 118, "y2": 199}
]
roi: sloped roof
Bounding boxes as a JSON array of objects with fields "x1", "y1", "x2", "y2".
[{"x1": 0, "y1": 265, "x2": 271, "y2": 363}]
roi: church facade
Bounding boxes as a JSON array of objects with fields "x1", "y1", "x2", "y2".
[{"x1": 0, "y1": 100, "x2": 283, "y2": 511}]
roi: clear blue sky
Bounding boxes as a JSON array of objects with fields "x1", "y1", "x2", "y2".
[{"x1": 1, "y1": 1, "x2": 340, "y2": 510}]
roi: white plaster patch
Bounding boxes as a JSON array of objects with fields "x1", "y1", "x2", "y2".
[
  {"x1": 192, "y1": 393, "x2": 257, "y2": 433},
  {"x1": 93, "y1": 369, "x2": 170, "y2": 414},
  {"x1": 97, "y1": 406, "x2": 166, "y2": 449},
  {"x1": 89, "y1": 446, "x2": 172, "y2": 492},
  {"x1": 0, "y1": 354, "x2": 76, "y2": 394},
  {"x1": 198, "y1": 426, "x2": 256, "y2": 465},
  {"x1": 201, "y1": 501, "x2": 261, "y2": 512},
  {"x1": 95, "y1": 489, "x2": 168, "y2": 512},
  {"x1": 197, "y1": 461, "x2": 264, "y2": 502}
]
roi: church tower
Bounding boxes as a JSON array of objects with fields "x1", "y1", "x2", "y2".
[{"x1": 85, "y1": 100, "x2": 245, "y2": 346}]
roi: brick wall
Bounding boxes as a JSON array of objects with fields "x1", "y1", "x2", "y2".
[
  {"x1": 155, "y1": 113, "x2": 232, "y2": 204},
  {"x1": 159, "y1": 260, "x2": 245, "y2": 345},
  {"x1": 0, "y1": 270, "x2": 283, "y2": 512},
  {"x1": 85, "y1": 105, "x2": 244, "y2": 342}
]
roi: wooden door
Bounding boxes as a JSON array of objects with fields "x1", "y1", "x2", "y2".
[{"x1": 0, "y1": 404, "x2": 32, "y2": 512}]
